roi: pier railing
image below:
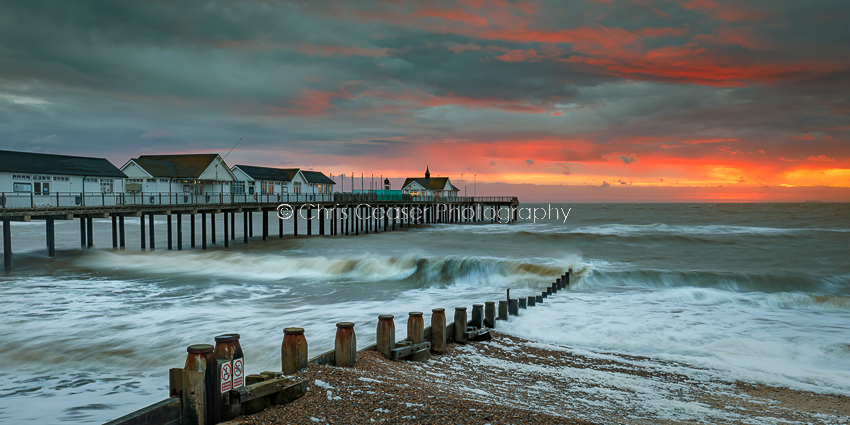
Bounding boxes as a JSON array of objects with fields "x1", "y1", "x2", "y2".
[{"x1": 0, "y1": 192, "x2": 518, "y2": 210}]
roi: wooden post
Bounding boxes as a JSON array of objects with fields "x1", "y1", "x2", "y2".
[
  {"x1": 281, "y1": 328, "x2": 308, "y2": 375},
  {"x1": 407, "y1": 311, "x2": 424, "y2": 344},
  {"x1": 454, "y1": 307, "x2": 467, "y2": 343},
  {"x1": 86, "y1": 217, "x2": 94, "y2": 248},
  {"x1": 471, "y1": 304, "x2": 484, "y2": 328},
  {"x1": 528, "y1": 297, "x2": 536, "y2": 307},
  {"x1": 509, "y1": 298, "x2": 519, "y2": 315},
  {"x1": 244, "y1": 211, "x2": 249, "y2": 243},
  {"x1": 112, "y1": 216, "x2": 118, "y2": 249},
  {"x1": 80, "y1": 217, "x2": 86, "y2": 249},
  {"x1": 201, "y1": 212, "x2": 207, "y2": 250},
  {"x1": 498, "y1": 301, "x2": 508, "y2": 320},
  {"x1": 484, "y1": 302, "x2": 495, "y2": 328},
  {"x1": 376, "y1": 315, "x2": 395, "y2": 359},
  {"x1": 536, "y1": 295, "x2": 543, "y2": 304},
  {"x1": 179, "y1": 344, "x2": 215, "y2": 425},
  {"x1": 262, "y1": 210, "x2": 268, "y2": 241},
  {"x1": 334, "y1": 322, "x2": 356, "y2": 367},
  {"x1": 177, "y1": 213, "x2": 183, "y2": 250},
  {"x1": 191, "y1": 213, "x2": 196, "y2": 248},
  {"x1": 140, "y1": 215, "x2": 146, "y2": 249},
  {"x1": 518, "y1": 297, "x2": 527, "y2": 309},
  {"x1": 119, "y1": 216, "x2": 125, "y2": 249},
  {"x1": 44, "y1": 218, "x2": 55, "y2": 258},
  {"x1": 223, "y1": 212, "x2": 229, "y2": 248},
  {"x1": 3, "y1": 219, "x2": 11, "y2": 271},
  {"x1": 319, "y1": 207, "x2": 324, "y2": 235},
  {"x1": 167, "y1": 214, "x2": 173, "y2": 250},
  {"x1": 148, "y1": 214, "x2": 155, "y2": 250},
  {"x1": 566, "y1": 270, "x2": 571, "y2": 286},
  {"x1": 431, "y1": 308, "x2": 446, "y2": 354}
]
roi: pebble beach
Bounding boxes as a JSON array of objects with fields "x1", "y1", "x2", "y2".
[{"x1": 230, "y1": 332, "x2": 850, "y2": 425}]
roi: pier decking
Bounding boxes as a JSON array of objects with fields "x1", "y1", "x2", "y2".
[{"x1": 0, "y1": 192, "x2": 519, "y2": 270}]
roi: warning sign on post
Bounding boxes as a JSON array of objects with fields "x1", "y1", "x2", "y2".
[
  {"x1": 220, "y1": 361, "x2": 233, "y2": 393},
  {"x1": 232, "y1": 357, "x2": 244, "y2": 388}
]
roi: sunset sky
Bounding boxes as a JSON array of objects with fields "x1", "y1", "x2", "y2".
[{"x1": 1, "y1": 0, "x2": 848, "y2": 202}]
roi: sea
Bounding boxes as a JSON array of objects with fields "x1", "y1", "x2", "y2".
[{"x1": 0, "y1": 203, "x2": 848, "y2": 423}]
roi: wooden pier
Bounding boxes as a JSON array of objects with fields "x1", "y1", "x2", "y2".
[{"x1": 0, "y1": 193, "x2": 519, "y2": 270}]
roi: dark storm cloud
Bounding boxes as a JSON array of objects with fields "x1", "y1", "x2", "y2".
[{"x1": 0, "y1": 0, "x2": 848, "y2": 190}]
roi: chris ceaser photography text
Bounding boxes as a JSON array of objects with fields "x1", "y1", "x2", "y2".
[{"x1": 276, "y1": 204, "x2": 571, "y2": 224}]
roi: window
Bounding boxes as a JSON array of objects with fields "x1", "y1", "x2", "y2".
[
  {"x1": 34, "y1": 182, "x2": 49, "y2": 194},
  {"x1": 159, "y1": 179, "x2": 168, "y2": 183},
  {"x1": 261, "y1": 181, "x2": 274, "y2": 194},
  {"x1": 13, "y1": 182, "x2": 31, "y2": 192},
  {"x1": 231, "y1": 182, "x2": 245, "y2": 194},
  {"x1": 13, "y1": 174, "x2": 30, "y2": 180},
  {"x1": 52, "y1": 176, "x2": 69, "y2": 181}
]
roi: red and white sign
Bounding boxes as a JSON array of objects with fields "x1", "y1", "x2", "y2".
[
  {"x1": 232, "y1": 358, "x2": 244, "y2": 388},
  {"x1": 220, "y1": 361, "x2": 232, "y2": 392}
]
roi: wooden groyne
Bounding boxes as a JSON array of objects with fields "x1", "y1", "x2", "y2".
[
  {"x1": 0, "y1": 194, "x2": 519, "y2": 270},
  {"x1": 102, "y1": 269, "x2": 572, "y2": 425}
]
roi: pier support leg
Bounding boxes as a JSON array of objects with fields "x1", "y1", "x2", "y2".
[
  {"x1": 140, "y1": 215, "x2": 145, "y2": 250},
  {"x1": 244, "y1": 211, "x2": 249, "y2": 243},
  {"x1": 223, "y1": 212, "x2": 228, "y2": 248},
  {"x1": 249, "y1": 211, "x2": 253, "y2": 237},
  {"x1": 319, "y1": 207, "x2": 324, "y2": 235},
  {"x1": 201, "y1": 212, "x2": 207, "y2": 250},
  {"x1": 119, "y1": 216, "x2": 125, "y2": 249},
  {"x1": 148, "y1": 214, "x2": 155, "y2": 250},
  {"x1": 279, "y1": 213, "x2": 283, "y2": 238},
  {"x1": 86, "y1": 217, "x2": 93, "y2": 248},
  {"x1": 293, "y1": 209, "x2": 298, "y2": 236},
  {"x1": 211, "y1": 213, "x2": 215, "y2": 245},
  {"x1": 80, "y1": 217, "x2": 86, "y2": 249},
  {"x1": 307, "y1": 208, "x2": 312, "y2": 236},
  {"x1": 177, "y1": 213, "x2": 183, "y2": 250},
  {"x1": 190, "y1": 214, "x2": 196, "y2": 248},
  {"x1": 112, "y1": 216, "x2": 118, "y2": 249},
  {"x1": 3, "y1": 219, "x2": 11, "y2": 271},
  {"x1": 262, "y1": 210, "x2": 268, "y2": 241},
  {"x1": 167, "y1": 214, "x2": 173, "y2": 250},
  {"x1": 230, "y1": 212, "x2": 235, "y2": 241},
  {"x1": 46, "y1": 218, "x2": 55, "y2": 258}
]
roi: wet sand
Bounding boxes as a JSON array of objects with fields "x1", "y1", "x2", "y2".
[{"x1": 232, "y1": 332, "x2": 850, "y2": 424}]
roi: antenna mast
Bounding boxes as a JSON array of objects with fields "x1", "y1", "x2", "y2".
[{"x1": 223, "y1": 138, "x2": 242, "y2": 160}]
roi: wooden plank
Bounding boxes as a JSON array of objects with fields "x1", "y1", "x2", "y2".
[
  {"x1": 232, "y1": 378, "x2": 307, "y2": 404},
  {"x1": 103, "y1": 398, "x2": 180, "y2": 425},
  {"x1": 182, "y1": 370, "x2": 205, "y2": 425},
  {"x1": 389, "y1": 342, "x2": 431, "y2": 360}
]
